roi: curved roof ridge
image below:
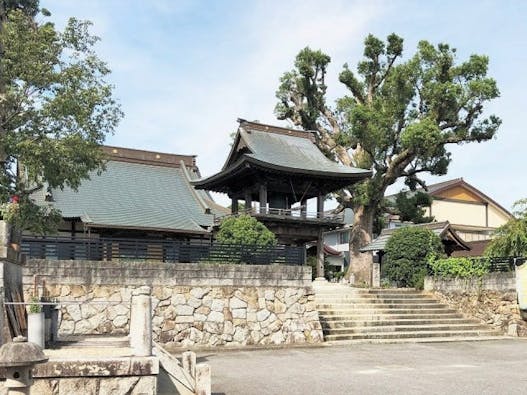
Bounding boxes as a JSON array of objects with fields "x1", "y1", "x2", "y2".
[{"x1": 237, "y1": 118, "x2": 315, "y2": 141}]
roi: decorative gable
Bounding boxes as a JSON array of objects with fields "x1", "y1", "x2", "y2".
[{"x1": 434, "y1": 185, "x2": 484, "y2": 203}]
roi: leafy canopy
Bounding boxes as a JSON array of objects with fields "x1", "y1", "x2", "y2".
[
  {"x1": 275, "y1": 33, "x2": 500, "y2": 282},
  {"x1": 485, "y1": 199, "x2": 527, "y2": 257},
  {"x1": 0, "y1": 1, "x2": 122, "y2": 233},
  {"x1": 383, "y1": 226, "x2": 444, "y2": 288},
  {"x1": 390, "y1": 190, "x2": 434, "y2": 224},
  {"x1": 276, "y1": 35, "x2": 500, "y2": 204},
  {"x1": 216, "y1": 215, "x2": 276, "y2": 246}
]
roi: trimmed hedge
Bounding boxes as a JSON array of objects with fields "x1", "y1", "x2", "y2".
[
  {"x1": 383, "y1": 227, "x2": 444, "y2": 288},
  {"x1": 428, "y1": 256, "x2": 490, "y2": 278}
]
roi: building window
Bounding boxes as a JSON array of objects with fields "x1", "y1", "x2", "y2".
[{"x1": 338, "y1": 231, "x2": 350, "y2": 244}]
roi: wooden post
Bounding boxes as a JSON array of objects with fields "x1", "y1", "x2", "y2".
[
  {"x1": 231, "y1": 198, "x2": 238, "y2": 215},
  {"x1": 259, "y1": 184, "x2": 267, "y2": 214},
  {"x1": 316, "y1": 229, "x2": 325, "y2": 279},
  {"x1": 300, "y1": 197, "x2": 307, "y2": 219},
  {"x1": 317, "y1": 194, "x2": 325, "y2": 218},
  {"x1": 244, "y1": 190, "x2": 252, "y2": 213}
]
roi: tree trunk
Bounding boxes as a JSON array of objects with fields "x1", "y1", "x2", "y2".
[
  {"x1": 0, "y1": 6, "x2": 7, "y2": 168},
  {"x1": 346, "y1": 205, "x2": 375, "y2": 285}
]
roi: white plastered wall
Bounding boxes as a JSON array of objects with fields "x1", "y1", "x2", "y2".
[
  {"x1": 487, "y1": 205, "x2": 510, "y2": 228},
  {"x1": 430, "y1": 200, "x2": 486, "y2": 227}
]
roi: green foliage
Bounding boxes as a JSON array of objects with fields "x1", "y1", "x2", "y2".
[
  {"x1": 390, "y1": 190, "x2": 434, "y2": 224},
  {"x1": 275, "y1": 34, "x2": 501, "y2": 278},
  {"x1": 383, "y1": 227, "x2": 444, "y2": 288},
  {"x1": 428, "y1": 256, "x2": 490, "y2": 278},
  {"x1": 0, "y1": 2, "x2": 122, "y2": 232},
  {"x1": 0, "y1": 198, "x2": 61, "y2": 234},
  {"x1": 485, "y1": 199, "x2": 527, "y2": 257},
  {"x1": 306, "y1": 255, "x2": 317, "y2": 280},
  {"x1": 217, "y1": 215, "x2": 276, "y2": 246},
  {"x1": 28, "y1": 296, "x2": 42, "y2": 314}
]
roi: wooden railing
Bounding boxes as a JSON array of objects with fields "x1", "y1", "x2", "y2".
[
  {"x1": 21, "y1": 236, "x2": 306, "y2": 266},
  {"x1": 214, "y1": 207, "x2": 344, "y2": 225}
]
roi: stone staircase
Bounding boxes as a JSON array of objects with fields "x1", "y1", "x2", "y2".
[{"x1": 314, "y1": 283, "x2": 503, "y2": 343}]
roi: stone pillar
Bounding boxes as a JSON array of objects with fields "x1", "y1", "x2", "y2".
[
  {"x1": 316, "y1": 229, "x2": 325, "y2": 279},
  {"x1": 0, "y1": 220, "x2": 9, "y2": 261},
  {"x1": 259, "y1": 184, "x2": 267, "y2": 214},
  {"x1": 130, "y1": 286, "x2": 152, "y2": 357},
  {"x1": 317, "y1": 194, "x2": 325, "y2": 218},
  {"x1": 372, "y1": 261, "x2": 381, "y2": 288},
  {"x1": 231, "y1": 198, "x2": 238, "y2": 215},
  {"x1": 182, "y1": 350, "x2": 196, "y2": 378},
  {"x1": 195, "y1": 363, "x2": 212, "y2": 395}
]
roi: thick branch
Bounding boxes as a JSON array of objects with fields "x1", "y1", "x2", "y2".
[
  {"x1": 319, "y1": 107, "x2": 353, "y2": 166},
  {"x1": 374, "y1": 54, "x2": 399, "y2": 90}
]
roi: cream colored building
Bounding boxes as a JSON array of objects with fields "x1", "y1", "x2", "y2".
[{"x1": 420, "y1": 178, "x2": 512, "y2": 242}]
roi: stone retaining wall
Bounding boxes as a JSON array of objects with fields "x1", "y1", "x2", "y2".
[
  {"x1": 424, "y1": 272, "x2": 516, "y2": 292},
  {"x1": 430, "y1": 290, "x2": 527, "y2": 337},
  {"x1": 23, "y1": 260, "x2": 323, "y2": 347},
  {"x1": 424, "y1": 273, "x2": 527, "y2": 337}
]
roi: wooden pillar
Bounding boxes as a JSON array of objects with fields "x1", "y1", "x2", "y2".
[
  {"x1": 244, "y1": 190, "x2": 252, "y2": 213},
  {"x1": 300, "y1": 197, "x2": 307, "y2": 219},
  {"x1": 231, "y1": 198, "x2": 238, "y2": 215},
  {"x1": 259, "y1": 184, "x2": 267, "y2": 214},
  {"x1": 316, "y1": 229, "x2": 325, "y2": 279},
  {"x1": 317, "y1": 194, "x2": 325, "y2": 218}
]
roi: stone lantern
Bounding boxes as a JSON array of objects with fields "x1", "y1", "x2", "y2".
[{"x1": 0, "y1": 336, "x2": 48, "y2": 395}]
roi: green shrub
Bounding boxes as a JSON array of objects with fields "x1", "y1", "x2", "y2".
[
  {"x1": 428, "y1": 256, "x2": 490, "y2": 278},
  {"x1": 217, "y1": 215, "x2": 276, "y2": 246},
  {"x1": 28, "y1": 296, "x2": 42, "y2": 314},
  {"x1": 383, "y1": 227, "x2": 444, "y2": 288}
]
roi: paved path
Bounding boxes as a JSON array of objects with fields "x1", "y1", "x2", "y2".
[{"x1": 197, "y1": 340, "x2": 527, "y2": 395}]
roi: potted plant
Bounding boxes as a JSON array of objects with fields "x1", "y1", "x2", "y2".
[{"x1": 27, "y1": 296, "x2": 45, "y2": 348}]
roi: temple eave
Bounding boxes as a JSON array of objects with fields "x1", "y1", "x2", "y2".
[{"x1": 193, "y1": 159, "x2": 371, "y2": 195}]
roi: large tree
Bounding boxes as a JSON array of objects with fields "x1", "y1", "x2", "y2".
[
  {"x1": 275, "y1": 34, "x2": 500, "y2": 284},
  {"x1": 0, "y1": 1, "x2": 122, "y2": 233}
]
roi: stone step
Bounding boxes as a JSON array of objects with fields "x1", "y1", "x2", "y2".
[
  {"x1": 352, "y1": 288, "x2": 419, "y2": 294},
  {"x1": 316, "y1": 303, "x2": 451, "y2": 311},
  {"x1": 319, "y1": 313, "x2": 466, "y2": 322},
  {"x1": 313, "y1": 286, "x2": 420, "y2": 294},
  {"x1": 56, "y1": 335, "x2": 130, "y2": 348},
  {"x1": 323, "y1": 323, "x2": 490, "y2": 335},
  {"x1": 317, "y1": 294, "x2": 438, "y2": 300},
  {"x1": 314, "y1": 286, "x2": 500, "y2": 344},
  {"x1": 324, "y1": 329, "x2": 502, "y2": 341},
  {"x1": 318, "y1": 307, "x2": 459, "y2": 316},
  {"x1": 319, "y1": 313, "x2": 465, "y2": 322},
  {"x1": 325, "y1": 335, "x2": 507, "y2": 345},
  {"x1": 321, "y1": 318, "x2": 480, "y2": 328},
  {"x1": 315, "y1": 298, "x2": 439, "y2": 304}
]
